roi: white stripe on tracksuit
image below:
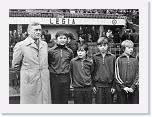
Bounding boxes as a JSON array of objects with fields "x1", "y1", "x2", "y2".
[{"x1": 115, "y1": 57, "x2": 124, "y2": 85}]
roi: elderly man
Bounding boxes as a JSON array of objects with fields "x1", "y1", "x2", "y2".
[{"x1": 12, "y1": 22, "x2": 51, "y2": 104}]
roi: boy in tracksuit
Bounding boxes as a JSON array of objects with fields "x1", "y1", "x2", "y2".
[
  {"x1": 93, "y1": 37, "x2": 116, "y2": 104},
  {"x1": 70, "y1": 44, "x2": 94, "y2": 104},
  {"x1": 48, "y1": 31, "x2": 74, "y2": 104},
  {"x1": 115, "y1": 40, "x2": 139, "y2": 104}
]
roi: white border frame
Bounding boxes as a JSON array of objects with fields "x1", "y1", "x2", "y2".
[{"x1": 0, "y1": 0, "x2": 150, "y2": 115}]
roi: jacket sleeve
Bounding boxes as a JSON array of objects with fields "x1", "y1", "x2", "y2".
[
  {"x1": 112, "y1": 56, "x2": 116, "y2": 89},
  {"x1": 12, "y1": 43, "x2": 23, "y2": 77},
  {"x1": 131, "y1": 60, "x2": 139, "y2": 90},
  {"x1": 91, "y1": 56, "x2": 97, "y2": 87},
  {"x1": 70, "y1": 50, "x2": 74, "y2": 60},
  {"x1": 90, "y1": 59, "x2": 94, "y2": 85},
  {"x1": 115, "y1": 58, "x2": 125, "y2": 89},
  {"x1": 70, "y1": 60, "x2": 73, "y2": 84},
  {"x1": 48, "y1": 49, "x2": 53, "y2": 66}
]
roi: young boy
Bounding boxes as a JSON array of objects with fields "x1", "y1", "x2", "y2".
[
  {"x1": 115, "y1": 40, "x2": 139, "y2": 104},
  {"x1": 93, "y1": 37, "x2": 116, "y2": 104},
  {"x1": 70, "y1": 44, "x2": 94, "y2": 104},
  {"x1": 48, "y1": 31, "x2": 74, "y2": 104}
]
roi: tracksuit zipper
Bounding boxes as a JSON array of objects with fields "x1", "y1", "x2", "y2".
[
  {"x1": 127, "y1": 56, "x2": 130, "y2": 64},
  {"x1": 81, "y1": 59, "x2": 84, "y2": 69},
  {"x1": 103, "y1": 56, "x2": 105, "y2": 64},
  {"x1": 102, "y1": 54, "x2": 105, "y2": 65},
  {"x1": 61, "y1": 49, "x2": 62, "y2": 58},
  {"x1": 126, "y1": 56, "x2": 130, "y2": 85}
]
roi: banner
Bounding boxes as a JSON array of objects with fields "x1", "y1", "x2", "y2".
[{"x1": 9, "y1": 17, "x2": 126, "y2": 25}]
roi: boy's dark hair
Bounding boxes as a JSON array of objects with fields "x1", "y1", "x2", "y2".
[
  {"x1": 55, "y1": 31, "x2": 68, "y2": 39},
  {"x1": 68, "y1": 33, "x2": 75, "y2": 40},
  {"x1": 77, "y1": 44, "x2": 89, "y2": 52},
  {"x1": 97, "y1": 37, "x2": 109, "y2": 45}
]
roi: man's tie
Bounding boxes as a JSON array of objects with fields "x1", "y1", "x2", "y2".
[{"x1": 35, "y1": 40, "x2": 39, "y2": 49}]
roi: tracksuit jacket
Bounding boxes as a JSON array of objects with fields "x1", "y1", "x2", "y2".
[
  {"x1": 115, "y1": 53, "x2": 139, "y2": 90},
  {"x1": 93, "y1": 52, "x2": 116, "y2": 88},
  {"x1": 70, "y1": 57, "x2": 94, "y2": 87},
  {"x1": 48, "y1": 44, "x2": 73, "y2": 75}
]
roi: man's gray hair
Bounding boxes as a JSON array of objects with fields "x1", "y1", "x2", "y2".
[{"x1": 27, "y1": 21, "x2": 41, "y2": 33}]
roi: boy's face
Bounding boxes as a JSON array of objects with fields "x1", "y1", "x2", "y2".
[
  {"x1": 124, "y1": 46, "x2": 133, "y2": 55},
  {"x1": 77, "y1": 49, "x2": 87, "y2": 59},
  {"x1": 56, "y1": 35, "x2": 67, "y2": 45},
  {"x1": 98, "y1": 44, "x2": 108, "y2": 53}
]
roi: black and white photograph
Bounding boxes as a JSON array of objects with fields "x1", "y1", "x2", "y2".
[
  {"x1": 9, "y1": 8, "x2": 139, "y2": 104},
  {"x1": 0, "y1": 0, "x2": 150, "y2": 115}
]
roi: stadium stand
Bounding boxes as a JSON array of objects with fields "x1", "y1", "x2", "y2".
[{"x1": 9, "y1": 9, "x2": 139, "y2": 25}]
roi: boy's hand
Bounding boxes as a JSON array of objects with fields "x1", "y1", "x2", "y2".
[
  {"x1": 70, "y1": 84, "x2": 74, "y2": 91},
  {"x1": 92, "y1": 87, "x2": 97, "y2": 94},
  {"x1": 128, "y1": 88, "x2": 134, "y2": 93},
  {"x1": 123, "y1": 87, "x2": 130, "y2": 93},
  {"x1": 70, "y1": 84, "x2": 73, "y2": 89},
  {"x1": 111, "y1": 88, "x2": 115, "y2": 94}
]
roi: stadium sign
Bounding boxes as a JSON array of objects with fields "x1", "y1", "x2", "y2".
[
  {"x1": 50, "y1": 18, "x2": 75, "y2": 24},
  {"x1": 9, "y1": 18, "x2": 126, "y2": 25}
]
